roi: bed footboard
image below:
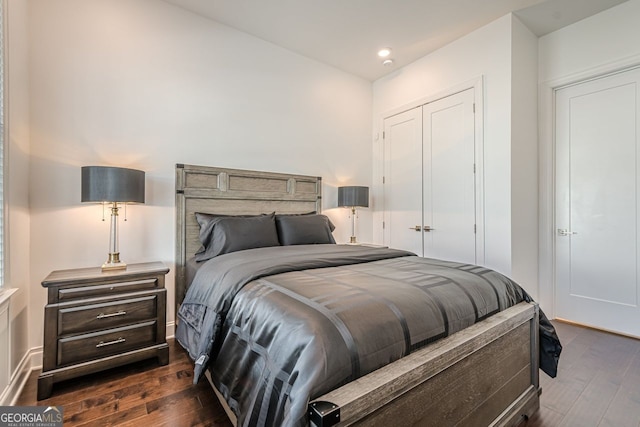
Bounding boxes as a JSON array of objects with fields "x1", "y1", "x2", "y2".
[{"x1": 309, "y1": 302, "x2": 540, "y2": 427}]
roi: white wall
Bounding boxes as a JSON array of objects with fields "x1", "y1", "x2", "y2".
[
  {"x1": 539, "y1": 0, "x2": 640, "y2": 83},
  {"x1": 510, "y1": 15, "x2": 539, "y2": 298},
  {"x1": 538, "y1": 0, "x2": 640, "y2": 314},
  {"x1": 372, "y1": 14, "x2": 539, "y2": 296},
  {"x1": 25, "y1": 0, "x2": 373, "y2": 350},
  {"x1": 6, "y1": 0, "x2": 31, "y2": 384}
]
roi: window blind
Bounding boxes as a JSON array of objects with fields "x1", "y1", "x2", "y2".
[{"x1": 0, "y1": 0, "x2": 5, "y2": 286}]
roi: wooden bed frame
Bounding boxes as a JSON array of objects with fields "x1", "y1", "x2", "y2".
[{"x1": 175, "y1": 164, "x2": 540, "y2": 427}]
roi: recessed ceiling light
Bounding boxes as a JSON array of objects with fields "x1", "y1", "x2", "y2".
[
  {"x1": 382, "y1": 59, "x2": 394, "y2": 66},
  {"x1": 378, "y1": 48, "x2": 392, "y2": 58}
]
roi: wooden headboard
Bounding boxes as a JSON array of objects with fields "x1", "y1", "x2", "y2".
[{"x1": 175, "y1": 164, "x2": 322, "y2": 312}]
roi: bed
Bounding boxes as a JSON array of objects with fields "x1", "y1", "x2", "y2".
[{"x1": 174, "y1": 164, "x2": 561, "y2": 427}]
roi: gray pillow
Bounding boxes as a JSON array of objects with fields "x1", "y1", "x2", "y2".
[
  {"x1": 194, "y1": 213, "x2": 280, "y2": 262},
  {"x1": 275, "y1": 214, "x2": 336, "y2": 245},
  {"x1": 195, "y1": 212, "x2": 267, "y2": 255},
  {"x1": 276, "y1": 212, "x2": 336, "y2": 231}
]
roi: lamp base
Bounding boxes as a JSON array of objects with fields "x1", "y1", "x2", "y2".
[
  {"x1": 102, "y1": 252, "x2": 127, "y2": 271},
  {"x1": 102, "y1": 261, "x2": 127, "y2": 271}
]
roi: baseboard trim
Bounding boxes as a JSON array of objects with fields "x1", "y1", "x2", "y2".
[
  {"x1": 0, "y1": 345, "x2": 42, "y2": 405},
  {"x1": 166, "y1": 321, "x2": 175, "y2": 340}
]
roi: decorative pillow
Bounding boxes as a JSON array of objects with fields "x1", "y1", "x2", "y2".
[
  {"x1": 276, "y1": 212, "x2": 336, "y2": 231},
  {"x1": 194, "y1": 213, "x2": 280, "y2": 262},
  {"x1": 275, "y1": 214, "x2": 336, "y2": 245},
  {"x1": 195, "y1": 212, "x2": 266, "y2": 254}
]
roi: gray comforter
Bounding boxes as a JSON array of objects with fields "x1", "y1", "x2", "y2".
[{"x1": 176, "y1": 244, "x2": 560, "y2": 427}]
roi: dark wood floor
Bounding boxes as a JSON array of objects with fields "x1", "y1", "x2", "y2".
[
  {"x1": 16, "y1": 322, "x2": 640, "y2": 426},
  {"x1": 524, "y1": 321, "x2": 640, "y2": 427},
  {"x1": 16, "y1": 339, "x2": 233, "y2": 426}
]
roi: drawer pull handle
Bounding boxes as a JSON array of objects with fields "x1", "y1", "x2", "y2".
[
  {"x1": 96, "y1": 310, "x2": 127, "y2": 319},
  {"x1": 96, "y1": 337, "x2": 126, "y2": 348}
]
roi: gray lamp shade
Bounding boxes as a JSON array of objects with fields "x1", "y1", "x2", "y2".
[
  {"x1": 338, "y1": 186, "x2": 369, "y2": 208},
  {"x1": 81, "y1": 166, "x2": 145, "y2": 203}
]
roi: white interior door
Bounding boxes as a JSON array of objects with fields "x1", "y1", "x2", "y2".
[
  {"x1": 383, "y1": 107, "x2": 423, "y2": 256},
  {"x1": 423, "y1": 89, "x2": 476, "y2": 263},
  {"x1": 555, "y1": 67, "x2": 640, "y2": 337}
]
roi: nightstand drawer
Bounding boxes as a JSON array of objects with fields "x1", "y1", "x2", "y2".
[
  {"x1": 58, "y1": 294, "x2": 158, "y2": 335},
  {"x1": 58, "y1": 278, "x2": 160, "y2": 302},
  {"x1": 58, "y1": 320, "x2": 157, "y2": 366}
]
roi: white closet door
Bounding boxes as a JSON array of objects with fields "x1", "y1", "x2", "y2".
[
  {"x1": 383, "y1": 107, "x2": 423, "y2": 256},
  {"x1": 382, "y1": 89, "x2": 476, "y2": 261},
  {"x1": 555, "y1": 67, "x2": 640, "y2": 337},
  {"x1": 423, "y1": 88, "x2": 476, "y2": 263}
]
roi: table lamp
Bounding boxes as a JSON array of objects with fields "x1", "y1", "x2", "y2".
[
  {"x1": 338, "y1": 186, "x2": 369, "y2": 244},
  {"x1": 81, "y1": 166, "x2": 145, "y2": 271}
]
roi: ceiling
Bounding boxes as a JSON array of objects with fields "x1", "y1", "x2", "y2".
[{"x1": 163, "y1": 0, "x2": 628, "y2": 81}]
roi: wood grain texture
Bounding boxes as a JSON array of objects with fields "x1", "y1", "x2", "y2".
[
  {"x1": 58, "y1": 294, "x2": 158, "y2": 335},
  {"x1": 524, "y1": 321, "x2": 640, "y2": 427},
  {"x1": 57, "y1": 279, "x2": 160, "y2": 303},
  {"x1": 16, "y1": 321, "x2": 640, "y2": 427},
  {"x1": 18, "y1": 322, "x2": 639, "y2": 426},
  {"x1": 315, "y1": 303, "x2": 539, "y2": 426},
  {"x1": 175, "y1": 164, "x2": 322, "y2": 315},
  {"x1": 18, "y1": 339, "x2": 232, "y2": 427},
  {"x1": 42, "y1": 262, "x2": 168, "y2": 290},
  {"x1": 38, "y1": 263, "x2": 169, "y2": 400}
]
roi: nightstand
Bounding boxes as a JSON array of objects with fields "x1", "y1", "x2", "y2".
[{"x1": 37, "y1": 262, "x2": 170, "y2": 400}]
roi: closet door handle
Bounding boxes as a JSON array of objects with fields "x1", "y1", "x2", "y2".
[{"x1": 409, "y1": 226, "x2": 435, "y2": 232}]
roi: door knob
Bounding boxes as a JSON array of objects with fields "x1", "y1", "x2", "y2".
[
  {"x1": 557, "y1": 229, "x2": 577, "y2": 236},
  {"x1": 409, "y1": 226, "x2": 422, "y2": 231}
]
